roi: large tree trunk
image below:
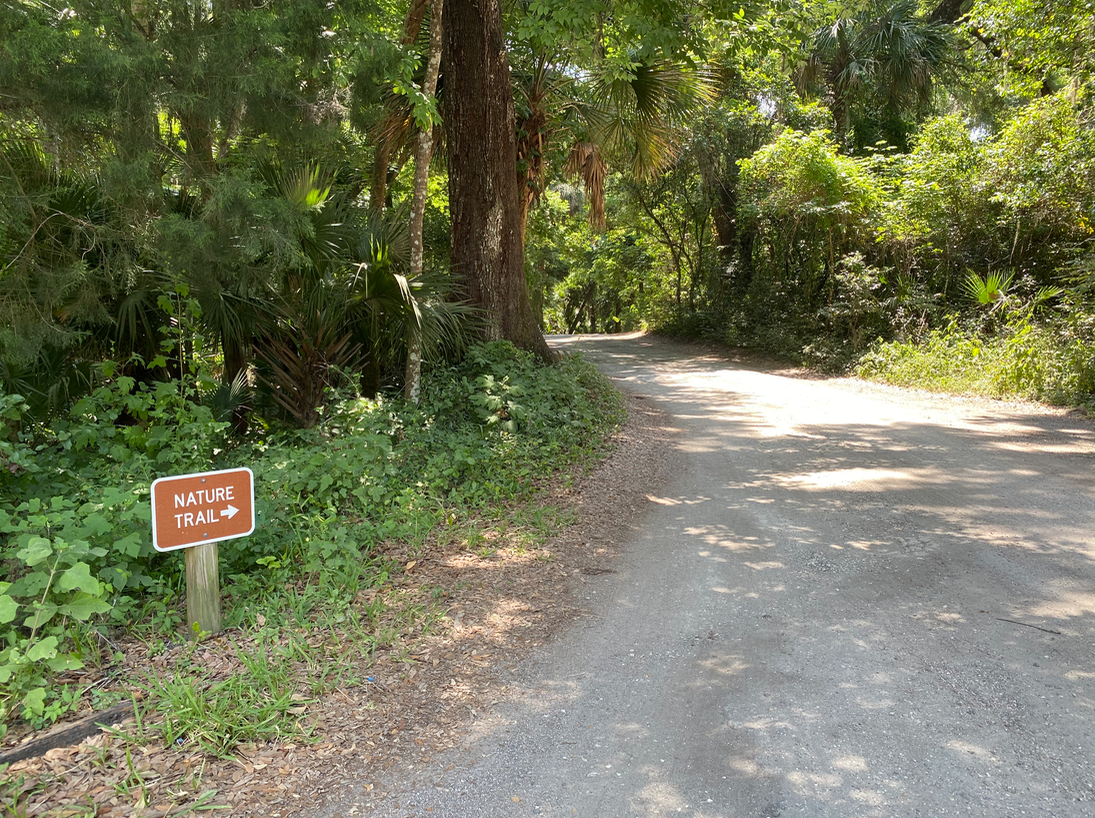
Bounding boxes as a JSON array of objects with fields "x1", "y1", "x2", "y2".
[
  {"x1": 443, "y1": 0, "x2": 552, "y2": 360},
  {"x1": 179, "y1": 110, "x2": 216, "y2": 181},
  {"x1": 712, "y1": 194, "x2": 736, "y2": 260}
]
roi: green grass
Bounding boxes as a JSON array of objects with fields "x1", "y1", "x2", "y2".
[
  {"x1": 855, "y1": 321, "x2": 1095, "y2": 407},
  {"x1": 0, "y1": 340, "x2": 623, "y2": 780},
  {"x1": 141, "y1": 641, "x2": 316, "y2": 757}
]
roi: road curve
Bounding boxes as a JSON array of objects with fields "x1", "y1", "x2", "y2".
[{"x1": 330, "y1": 333, "x2": 1095, "y2": 818}]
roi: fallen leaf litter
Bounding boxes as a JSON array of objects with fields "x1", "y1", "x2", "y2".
[{"x1": 1, "y1": 392, "x2": 679, "y2": 817}]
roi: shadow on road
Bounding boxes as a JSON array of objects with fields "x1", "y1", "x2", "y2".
[
  {"x1": 522, "y1": 333, "x2": 1095, "y2": 816},
  {"x1": 351, "y1": 333, "x2": 1095, "y2": 818}
]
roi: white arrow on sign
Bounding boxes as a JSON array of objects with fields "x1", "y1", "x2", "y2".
[{"x1": 222, "y1": 504, "x2": 239, "y2": 520}]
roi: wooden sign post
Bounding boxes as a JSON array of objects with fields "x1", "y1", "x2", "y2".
[
  {"x1": 184, "y1": 541, "x2": 222, "y2": 636},
  {"x1": 151, "y1": 467, "x2": 255, "y2": 638}
]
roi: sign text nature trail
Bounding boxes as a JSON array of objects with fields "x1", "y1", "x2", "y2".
[{"x1": 151, "y1": 467, "x2": 255, "y2": 552}]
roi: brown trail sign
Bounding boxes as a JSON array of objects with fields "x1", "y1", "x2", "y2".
[
  {"x1": 151, "y1": 467, "x2": 254, "y2": 552},
  {"x1": 150, "y1": 467, "x2": 255, "y2": 636}
]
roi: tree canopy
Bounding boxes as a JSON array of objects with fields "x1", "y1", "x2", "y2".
[{"x1": 1, "y1": 0, "x2": 1094, "y2": 420}]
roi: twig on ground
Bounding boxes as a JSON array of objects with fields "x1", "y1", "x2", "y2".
[{"x1": 995, "y1": 617, "x2": 1063, "y2": 635}]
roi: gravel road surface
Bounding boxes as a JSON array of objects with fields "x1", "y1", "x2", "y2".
[{"x1": 326, "y1": 333, "x2": 1095, "y2": 818}]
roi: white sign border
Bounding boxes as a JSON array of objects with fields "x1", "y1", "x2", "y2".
[{"x1": 151, "y1": 466, "x2": 256, "y2": 553}]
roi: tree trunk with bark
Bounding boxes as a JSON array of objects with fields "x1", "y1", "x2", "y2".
[
  {"x1": 404, "y1": 0, "x2": 444, "y2": 403},
  {"x1": 370, "y1": 0, "x2": 433, "y2": 218},
  {"x1": 443, "y1": 0, "x2": 552, "y2": 361}
]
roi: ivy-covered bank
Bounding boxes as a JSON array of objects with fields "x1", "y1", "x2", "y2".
[{"x1": 0, "y1": 342, "x2": 623, "y2": 736}]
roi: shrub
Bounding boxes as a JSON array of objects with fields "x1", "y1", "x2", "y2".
[
  {"x1": 855, "y1": 313, "x2": 1095, "y2": 406},
  {"x1": 0, "y1": 342, "x2": 623, "y2": 730}
]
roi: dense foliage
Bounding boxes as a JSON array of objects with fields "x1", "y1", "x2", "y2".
[
  {"x1": 525, "y1": 0, "x2": 1095, "y2": 406},
  {"x1": 0, "y1": 341, "x2": 621, "y2": 729},
  {"x1": 3, "y1": 0, "x2": 1095, "y2": 739}
]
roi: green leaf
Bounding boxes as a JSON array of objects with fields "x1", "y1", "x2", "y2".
[
  {"x1": 101, "y1": 566, "x2": 130, "y2": 591},
  {"x1": 114, "y1": 532, "x2": 144, "y2": 558},
  {"x1": 26, "y1": 636, "x2": 59, "y2": 663},
  {"x1": 0, "y1": 595, "x2": 18, "y2": 624},
  {"x1": 82, "y1": 512, "x2": 112, "y2": 537},
  {"x1": 59, "y1": 593, "x2": 112, "y2": 620},
  {"x1": 16, "y1": 537, "x2": 53, "y2": 567},
  {"x1": 22, "y1": 687, "x2": 47, "y2": 717},
  {"x1": 57, "y1": 562, "x2": 102, "y2": 595},
  {"x1": 23, "y1": 602, "x2": 58, "y2": 630},
  {"x1": 45, "y1": 654, "x2": 84, "y2": 673}
]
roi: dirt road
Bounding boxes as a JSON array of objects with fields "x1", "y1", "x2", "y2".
[{"x1": 328, "y1": 333, "x2": 1095, "y2": 817}]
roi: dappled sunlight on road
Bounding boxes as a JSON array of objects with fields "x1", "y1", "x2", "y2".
[
  {"x1": 832, "y1": 755, "x2": 869, "y2": 772},
  {"x1": 1023, "y1": 584, "x2": 1095, "y2": 621},
  {"x1": 771, "y1": 466, "x2": 940, "y2": 490},
  {"x1": 696, "y1": 653, "x2": 749, "y2": 678},
  {"x1": 741, "y1": 561, "x2": 785, "y2": 571},
  {"x1": 944, "y1": 740, "x2": 995, "y2": 762},
  {"x1": 646, "y1": 494, "x2": 713, "y2": 506},
  {"x1": 350, "y1": 335, "x2": 1095, "y2": 818},
  {"x1": 626, "y1": 395, "x2": 1095, "y2": 572},
  {"x1": 565, "y1": 336, "x2": 1095, "y2": 816},
  {"x1": 682, "y1": 523, "x2": 773, "y2": 552}
]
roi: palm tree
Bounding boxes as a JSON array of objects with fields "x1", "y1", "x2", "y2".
[
  {"x1": 515, "y1": 50, "x2": 715, "y2": 235},
  {"x1": 176, "y1": 161, "x2": 348, "y2": 431},
  {"x1": 369, "y1": 0, "x2": 439, "y2": 219},
  {"x1": 362, "y1": 0, "x2": 462, "y2": 401},
  {"x1": 343, "y1": 211, "x2": 478, "y2": 399},
  {"x1": 797, "y1": 0, "x2": 951, "y2": 151},
  {"x1": 404, "y1": 0, "x2": 444, "y2": 403},
  {"x1": 243, "y1": 172, "x2": 474, "y2": 423}
]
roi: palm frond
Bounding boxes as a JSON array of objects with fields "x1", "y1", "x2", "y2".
[
  {"x1": 404, "y1": 268, "x2": 482, "y2": 358},
  {"x1": 586, "y1": 57, "x2": 715, "y2": 182},
  {"x1": 202, "y1": 366, "x2": 252, "y2": 425},
  {"x1": 963, "y1": 270, "x2": 1013, "y2": 306},
  {"x1": 801, "y1": 0, "x2": 951, "y2": 143},
  {"x1": 254, "y1": 282, "x2": 364, "y2": 427},
  {"x1": 354, "y1": 203, "x2": 411, "y2": 270},
  {"x1": 515, "y1": 51, "x2": 573, "y2": 212},
  {"x1": 564, "y1": 142, "x2": 607, "y2": 230}
]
